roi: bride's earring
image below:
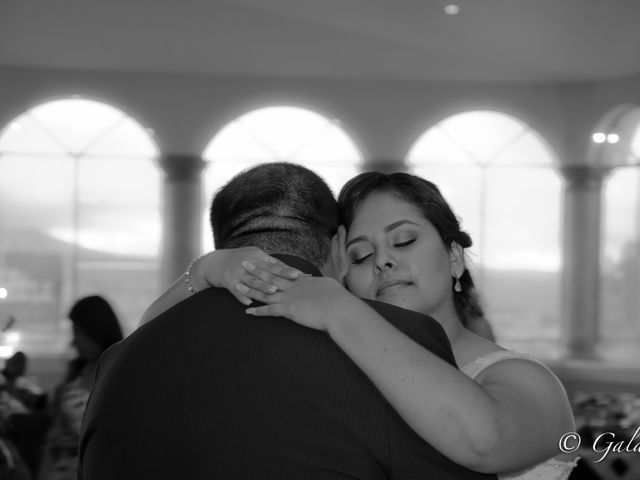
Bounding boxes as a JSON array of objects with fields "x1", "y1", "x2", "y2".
[{"x1": 453, "y1": 272, "x2": 462, "y2": 293}]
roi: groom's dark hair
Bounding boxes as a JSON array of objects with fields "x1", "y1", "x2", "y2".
[{"x1": 210, "y1": 162, "x2": 340, "y2": 268}]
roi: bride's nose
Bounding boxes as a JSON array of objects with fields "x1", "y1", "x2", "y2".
[{"x1": 374, "y1": 251, "x2": 396, "y2": 273}]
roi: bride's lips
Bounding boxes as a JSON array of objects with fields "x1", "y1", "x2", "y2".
[{"x1": 376, "y1": 279, "x2": 412, "y2": 297}]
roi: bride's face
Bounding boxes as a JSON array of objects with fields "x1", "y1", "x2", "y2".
[{"x1": 344, "y1": 192, "x2": 458, "y2": 318}]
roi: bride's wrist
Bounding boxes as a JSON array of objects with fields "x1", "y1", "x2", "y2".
[
  {"x1": 185, "y1": 252, "x2": 217, "y2": 292},
  {"x1": 199, "y1": 251, "x2": 224, "y2": 289}
]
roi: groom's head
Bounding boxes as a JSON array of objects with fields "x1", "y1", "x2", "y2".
[{"x1": 210, "y1": 162, "x2": 339, "y2": 269}]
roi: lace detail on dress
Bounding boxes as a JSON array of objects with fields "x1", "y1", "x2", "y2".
[
  {"x1": 499, "y1": 457, "x2": 579, "y2": 480},
  {"x1": 460, "y1": 350, "x2": 579, "y2": 480}
]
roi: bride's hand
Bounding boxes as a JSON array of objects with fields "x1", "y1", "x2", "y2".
[
  {"x1": 245, "y1": 276, "x2": 352, "y2": 331},
  {"x1": 193, "y1": 247, "x2": 304, "y2": 305}
]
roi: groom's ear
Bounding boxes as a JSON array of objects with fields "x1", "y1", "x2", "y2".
[{"x1": 330, "y1": 225, "x2": 349, "y2": 282}]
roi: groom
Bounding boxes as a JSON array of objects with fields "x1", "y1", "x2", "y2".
[{"x1": 78, "y1": 163, "x2": 494, "y2": 479}]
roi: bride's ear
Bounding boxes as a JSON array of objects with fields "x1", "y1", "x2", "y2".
[
  {"x1": 449, "y1": 241, "x2": 465, "y2": 275},
  {"x1": 331, "y1": 225, "x2": 349, "y2": 281}
]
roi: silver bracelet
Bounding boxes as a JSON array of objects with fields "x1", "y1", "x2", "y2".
[{"x1": 184, "y1": 257, "x2": 201, "y2": 294}]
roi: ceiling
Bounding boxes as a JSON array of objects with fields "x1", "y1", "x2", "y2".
[{"x1": 1, "y1": 0, "x2": 640, "y2": 83}]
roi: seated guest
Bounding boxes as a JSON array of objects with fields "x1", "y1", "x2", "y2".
[
  {"x1": 0, "y1": 352, "x2": 46, "y2": 413},
  {"x1": 0, "y1": 352, "x2": 34, "y2": 480}
]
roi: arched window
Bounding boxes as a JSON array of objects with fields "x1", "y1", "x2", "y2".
[
  {"x1": 0, "y1": 98, "x2": 161, "y2": 354},
  {"x1": 201, "y1": 106, "x2": 362, "y2": 251},
  {"x1": 407, "y1": 111, "x2": 562, "y2": 351},
  {"x1": 601, "y1": 123, "x2": 640, "y2": 357}
]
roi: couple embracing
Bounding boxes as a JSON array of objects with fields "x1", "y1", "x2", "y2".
[{"x1": 79, "y1": 163, "x2": 577, "y2": 479}]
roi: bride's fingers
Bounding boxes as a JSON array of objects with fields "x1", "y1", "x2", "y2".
[
  {"x1": 241, "y1": 275, "x2": 281, "y2": 295},
  {"x1": 235, "y1": 284, "x2": 285, "y2": 304},
  {"x1": 266, "y1": 259, "x2": 304, "y2": 279},
  {"x1": 242, "y1": 261, "x2": 303, "y2": 281},
  {"x1": 235, "y1": 284, "x2": 269, "y2": 304},
  {"x1": 245, "y1": 304, "x2": 287, "y2": 317},
  {"x1": 230, "y1": 289, "x2": 253, "y2": 306},
  {"x1": 240, "y1": 268, "x2": 298, "y2": 294},
  {"x1": 337, "y1": 225, "x2": 347, "y2": 253}
]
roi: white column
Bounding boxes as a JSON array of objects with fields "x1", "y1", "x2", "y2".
[
  {"x1": 559, "y1": 165, "x2": 610, "y2": 359},
  {"x1": 158, "y1": 154, "x2": 206, "y2": 289}
]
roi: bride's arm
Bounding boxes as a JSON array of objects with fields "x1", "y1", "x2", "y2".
[
  {"x1": 246, "y1": 277, "x2": 575, "y2": 474},
  {"x1": 330, "y1": 306, "x2": 575, "y2": 474},
  {"x1": 138, "y1": 248, "x2": 302, "y2": 327}
]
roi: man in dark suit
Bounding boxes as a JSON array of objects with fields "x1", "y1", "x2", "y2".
[{"x1": 78, "y1": 163, "x2": 494, "y2": 479}]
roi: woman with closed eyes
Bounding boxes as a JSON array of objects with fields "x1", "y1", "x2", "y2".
[{"x1": 142, "y1": 172, "x2": 577, "y2": 480}]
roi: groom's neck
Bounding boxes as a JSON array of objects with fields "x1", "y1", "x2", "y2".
[{"x1": 319, "y1": 258, "x2": 343, "y2": 283}]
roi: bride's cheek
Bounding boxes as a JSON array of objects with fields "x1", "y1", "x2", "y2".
[
  {"x1": 345, "y1": 272, "x2": 367, "y2": 298},
  {"x1": 344, "y1": 273, "x2": 356, "y2": 294}
]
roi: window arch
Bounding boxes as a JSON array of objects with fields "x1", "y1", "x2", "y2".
[
  {"x1": 407, "y1": 111, "x2": 562, "y2": 350},
  {"x1": 201, "y1": 106, "x2": 362, "y2": 251},
  {"x1": 0, "y1": 98, "x2": 161, "y2": 354}
]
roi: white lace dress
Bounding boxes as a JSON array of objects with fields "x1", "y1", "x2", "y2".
[{"x1": 460, "y1": 350, "x2": 579, "y2": 480}]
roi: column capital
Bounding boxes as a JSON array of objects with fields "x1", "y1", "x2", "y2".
[
  {"x1": 157, "y1": 154, "x2": 206, "y2": 182},
  {"x1": 558, "y1": 165, "x2": 611, "y2": 189},
  {"x1": 362, "y1": 158, "x2": 407, "y2": 174}
]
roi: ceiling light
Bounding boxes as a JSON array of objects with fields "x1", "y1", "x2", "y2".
[
  {"x1": 444, "y1": 4, "x2": 460, "y2": 15},
  {"x1": 592, "y1": 133, "x2": 606, "y2": 144},
  {"x1": 607, "y1": 133, "x2": 619, "y2": 144}
]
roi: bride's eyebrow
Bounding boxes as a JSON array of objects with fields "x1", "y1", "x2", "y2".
[
  {"x1": 385, "y1": 219, "x2": 419, "y2": 233},
  {"x1": 346, "y1": 220, "x2": 420, "y2": 248},
  {"x1": 346, "y1": 236, "x2": 368, "y2": 249}
]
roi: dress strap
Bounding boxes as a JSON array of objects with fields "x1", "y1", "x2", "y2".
[{"x1": 460, "y1": 350, "x2": 549, "y2": 380}]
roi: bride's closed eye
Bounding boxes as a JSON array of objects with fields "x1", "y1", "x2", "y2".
[
  {"x1": 393, "y1": 238, "x2": 416, "y2": 248},
  {"x1": 348, "y1": 236, "x2": 416, "y2": 265},
  {"x1": 350, "y1": 253, "x2": 373, "y2": 265},
  {"x1": 349, "y1": 248, "x2": 373, "y2": 265}
]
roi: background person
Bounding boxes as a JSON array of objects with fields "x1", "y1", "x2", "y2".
[{"x1": 39, "y1": 295, "x2": 123, "y2": 480}]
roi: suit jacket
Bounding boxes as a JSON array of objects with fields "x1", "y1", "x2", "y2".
[{"x1": 78, "y1": 255, "x2": 495, "y2": 480}]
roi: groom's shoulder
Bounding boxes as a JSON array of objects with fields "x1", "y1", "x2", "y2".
[
  {"x1": 361, "y1": 298, "x2": 440, "y2": 331},
  {"x1": 157, "y1": 287, "x2": 242, "y2": 319},
  {"x1": 362, "y1": 299, "x2": 456, "y2": 366},
  {"x1": 132, "y1": 287, "x2": 243, "y2": 342}
]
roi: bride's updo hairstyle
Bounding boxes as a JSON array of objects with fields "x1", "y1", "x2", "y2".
[{"x1": 338, "y1": 171, "x2": 484, "y2": 327}]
